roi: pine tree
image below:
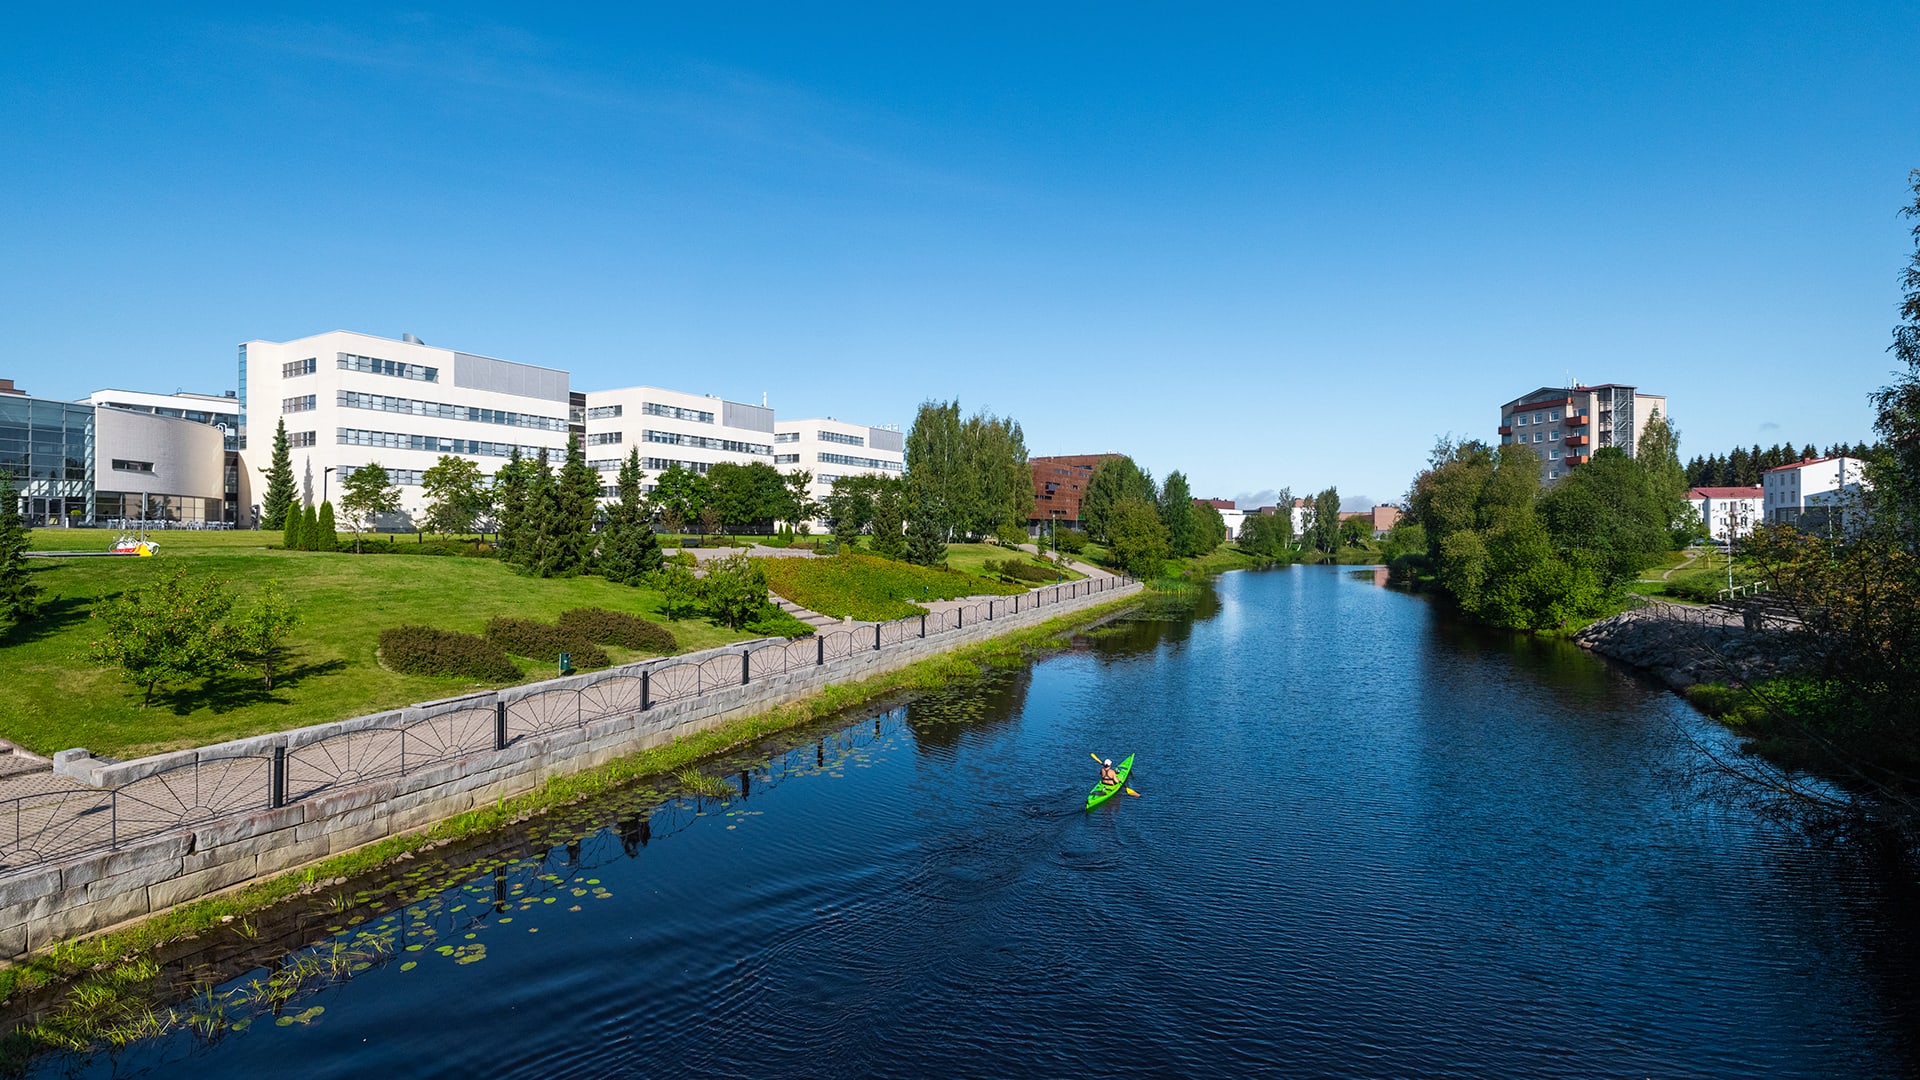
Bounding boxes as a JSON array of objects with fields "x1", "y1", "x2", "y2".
[
  {"x1": 0, "y1": 470, "x2": 42, "y2": 623},
  {"x1": 315, "y1": 502, "x2": 339, "y2": 552},
  {"x1": 495, "y1": 449, "x2": 529, "y2": 565},
  {"x1": 283, "y1": 502, "x2": 304, "y2": 550},
  {"x1": 519, "y1": 450, "x2": 559, "y2": 576},
  {"x1": 260, "y1": 419, "x2": 297, "y2": 529},
  {"x1": 905, "y1": 493, "x2": 948, "y2": 567},
  {"x1": 598, "y1": 449, "x2": 663, "y2": 585},
  {"x1": 555, "y1": 433, "x2": 600, "y2": 576}
]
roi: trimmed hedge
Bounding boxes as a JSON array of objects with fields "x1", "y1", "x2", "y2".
[
  {"x1": 483, "y1": 617, "x2": 611, "y2": 667},
  {"x1": 557, "y1": 608, "x2": 678, "y2": 654},
  {"x1": 378, "y1": 625, "x2": 520, "y2": 681}
]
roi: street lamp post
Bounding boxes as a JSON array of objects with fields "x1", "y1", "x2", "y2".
[{"x1": 322, "y1": 466, "x2": 335, "y2": 506}]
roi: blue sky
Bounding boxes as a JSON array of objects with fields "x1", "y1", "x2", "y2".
[{"x1": 4, "y1": 5, "x2": 1916, "y2": 507}]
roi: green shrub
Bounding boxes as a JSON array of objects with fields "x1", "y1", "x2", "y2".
[
  {"x1": 758, "y1": 552, "x2": 1022, "y2": 621},
  {"x1": 378, "y1": 626, "x2": 520, "y2": 680},
  {"x1": 983, "y1": 558, "x2": 1059, "y2": 584},
  {"x1": 345, "y1": 538, "x2": 498, "y2": 558},
  {"x1": 483, "y1": 617, "x2": 610, "y2": 667},
  {"x1": 556, "y1": 608, "x2": 677, "y2": 653},
  {"x1": 1053, "y1": 529, "x2": 1088, "y2": 555}
]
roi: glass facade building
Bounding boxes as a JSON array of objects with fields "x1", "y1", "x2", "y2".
[{"x1": 0, "y1": 394, "x2": 95, "y2": 525}]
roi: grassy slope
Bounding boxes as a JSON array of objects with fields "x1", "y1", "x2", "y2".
[
  {"x1": 757, "y1": 552, "x2": 1024, "y2": 621},
  {"x1": 942, "y1": 542, "x2": 1085, "y2": 583},
  {"x1": 2, "y1": 530, "x2": 761, "y2": 758}
]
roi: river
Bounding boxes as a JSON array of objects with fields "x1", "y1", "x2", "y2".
[{"x1": 21, "y1": 566, "x2": 1920, "y2": 1077}]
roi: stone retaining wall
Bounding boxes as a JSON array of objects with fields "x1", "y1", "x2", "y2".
[{"x1": 0, "y1": 580, "x2": 1139, "y2": 960}]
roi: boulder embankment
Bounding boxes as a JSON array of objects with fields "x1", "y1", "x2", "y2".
[{"x1": 1573, "y1": 601, "x2": 1802, "y2": 690}]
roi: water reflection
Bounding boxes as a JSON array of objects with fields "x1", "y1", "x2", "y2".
[{"x1": 14, "y1": 567, "x2": 1920, "y2": 1078}]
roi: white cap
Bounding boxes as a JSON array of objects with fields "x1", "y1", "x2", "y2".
[{"x1": 1104, "y1": 759, "x2": 1112, "y2": 766}]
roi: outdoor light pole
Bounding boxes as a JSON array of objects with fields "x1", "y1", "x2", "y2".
[{"x1": 322, "y1": 466, "x2": 335, "y2": 506}]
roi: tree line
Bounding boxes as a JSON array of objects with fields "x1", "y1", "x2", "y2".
[
  {"x1": 1683, "y1": 440, "x2": 1886, "y2": 487},
  {"x1": 1395, "y1": 411, "x2": 1691, "y2": 630}
]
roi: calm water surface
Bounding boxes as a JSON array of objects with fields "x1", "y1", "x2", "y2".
[{"x1": 30, "y1": 567, "x2": 1920, "y2": 1078}]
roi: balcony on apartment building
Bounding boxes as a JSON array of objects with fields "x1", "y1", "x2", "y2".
[
  {"x1": 1565, "y1": 433, "x2": 1589, "y2": 446},
  {"x1": 1564, "y1": 453, "x2": 1591, "y2": 466},
  {"x1": 1498, "y1": 425, "x2": 1512, "y2": 435},
  {"x1": 1567, "y1": 414, "x2": 1590, "y2": 427}
]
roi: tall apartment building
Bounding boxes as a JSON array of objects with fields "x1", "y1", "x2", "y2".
[
  {"x1": 773, "y1": 417, "x2": 905, "y2": 517},
  {"x1": 237, "y1": 331, "x2": 573, "y2": 524},
  {"x1": 581, "y1": 386, "x2": 779, "y2": 494},
  {"x1": 1498, "y1": 384, "x2": 1668, "y2": 484}
]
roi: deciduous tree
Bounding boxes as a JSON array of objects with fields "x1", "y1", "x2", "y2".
[
  {"x1": 233, "y1": 580, "x2": 298, "y2": 690},
  {"x1": 1105, "y1": 496, "x2": 1169, "y2": 580},
  {"x1": 87, "y1": 569, "x2": 237, "y2": 706},
  {"x1": 338, "y1": 465, "x2": 397, "y2": 553},
  {"x1": 421, "y1": 455, "x2": 490, "y2": 537}
]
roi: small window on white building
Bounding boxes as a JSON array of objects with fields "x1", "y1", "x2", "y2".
[{"x1": 1549, "y1": 431, "x2": 1559, "y2": 441}]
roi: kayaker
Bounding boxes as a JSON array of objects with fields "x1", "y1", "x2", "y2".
[{"x1": 1099, "y1": 758, "x2": 1119, "y2": 787}]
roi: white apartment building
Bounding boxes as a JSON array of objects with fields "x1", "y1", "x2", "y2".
[
  {"x1": 773, "y1": 417, "x2": 905, "y2": 519},
  {"x1": 580, "y1": 386, "x2": 778, "y2": 500},
  {"x1": 237, "y1": 331, "x2": 573, "y2": 525},
  {"x1": 1762, "y1": 456, "x2": 1871, "y2": 532},
  {"x1": 1499, "y1": 383, "x2": 1668, "y2": 484},
  {"x1": 1687, "y1": 486, "x2": 1762, "y2": 544}
]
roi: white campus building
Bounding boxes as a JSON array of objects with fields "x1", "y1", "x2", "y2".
[
  {"x1": 233, "y1": 330, "x2": 903, "y2": 529},
  {"x1": 1762, "y1": 456, "x2": 1871, "y2": 532},
  {"x1": 580, "y1": 385, "x2": 778, "y2": 492},
  {"x1": 237, "y1": 330, "x2": 574, "y2": 523},
  {"x1": 1686, "y1": 486, "x2": 1763, "y2": 544},
  {"x1": 773, "y1": 417, "x2": 905, "y2": 517}
]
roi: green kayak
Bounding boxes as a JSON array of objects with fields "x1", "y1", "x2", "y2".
[{"x1": 1085, "y1": 754, "x2": 1134, "y2": 810}]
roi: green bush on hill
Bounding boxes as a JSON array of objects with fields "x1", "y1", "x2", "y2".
[
  {"x1": 758, "y1": 552, "x2": 1022, "y2": 621},
  {"x1": 483, "y1": 616, "x2": 611, "y2": 667},
  {"x1": 378, "y1": 626, "x2": 520, "y2": 681},
  {"x1": 557, "y1": 608, "x2": 677, "y2": 653},
  {"x1": 983, "y1": 558, "x2": 1062, "y2": 584}
]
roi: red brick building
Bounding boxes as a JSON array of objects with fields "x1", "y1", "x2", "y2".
[{"x1": 1029, "y1": 453, "x2": 1121, "y2": 531}]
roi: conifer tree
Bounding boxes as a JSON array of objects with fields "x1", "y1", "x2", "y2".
[
  {"x1": 282, "y1": 501, "x2": 303, "y2": 550},
  {"x1": 260, "y1": 419, "x2": 297, "y2": 529},
  {"x1": 495, "y1": 449, "x2": 529, "y2": 564},
  {"x1": 598, "y1": 449, "x2": 663, "y2": 585},
  {"x1": 300, "y1": 503, "x2": 321, "y2": 551},
  {"x1": 0, "y1": 470, "x2": 42, "y2": 623},
  {"x1": 519, "y1": 449, "x2": 559, "y2": 576},
  {"x1": 555, "y1": 433, "x2": 600, "y2": 575},
  {"x1": 315, "y1": 501, "x2": 339, "y2": 552},
  {"x1": 905, "y1": 492, "x2": 948, "y2": 567}
]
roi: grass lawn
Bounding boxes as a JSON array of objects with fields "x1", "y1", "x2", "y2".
[
  {"x1": 1, "y1": 530, "x2": 770, "y2": 759},
  {"x1": 942, "y1": 542, "x2": 1085, "y2": 583},
  {"x1": 757, "y1": 552, "x2": 1024, "y2": 621}
]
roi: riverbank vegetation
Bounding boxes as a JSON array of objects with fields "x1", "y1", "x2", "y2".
[
  {"x1": 1624, "y1": 173, "x2": 1920, "y2": 849},
  {"x1": 1392, "y1": 408, "x2": 1693, "y2": 632}
]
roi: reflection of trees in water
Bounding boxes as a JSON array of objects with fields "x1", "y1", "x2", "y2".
[
  {"x1": 907, "y1": 668, "x2": 1033, "y2": 753},
  {"x1": 1082, "y1": 582, "x2": 1218, "y2": 657}
]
